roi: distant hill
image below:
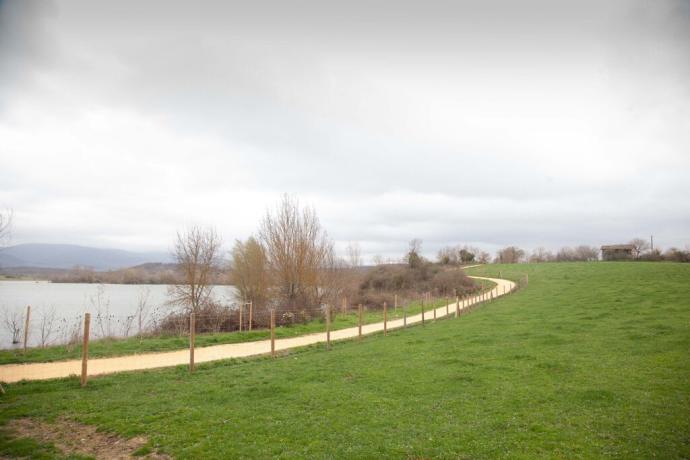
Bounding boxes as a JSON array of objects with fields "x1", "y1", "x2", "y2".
[{"x1": 0, "y1": 243, "x2": 172, "y2": 271}]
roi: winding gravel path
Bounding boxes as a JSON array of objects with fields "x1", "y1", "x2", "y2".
[{"x1": 0, "y1": 275, "x2": 514, "y2": 383}]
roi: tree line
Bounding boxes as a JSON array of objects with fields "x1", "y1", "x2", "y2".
[
  {"x1": 436, "y1": 238, "x2": 690, "y2": 265},
  {"x1": 171, "y1": 195, "x2": 355, "y2": 318}
]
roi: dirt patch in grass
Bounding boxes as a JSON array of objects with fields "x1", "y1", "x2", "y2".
[{"x1": 6, "y1": 417, "x2": 169, "y2": 459}]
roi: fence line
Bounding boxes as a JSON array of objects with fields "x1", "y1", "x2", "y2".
[{"x1": 5, "y1": 273, "x2": 526, "y2": 386}]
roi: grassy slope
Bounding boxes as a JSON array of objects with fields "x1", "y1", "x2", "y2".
[{"x1": 1, "y1": 262, "x2": 689, "y2": 458}]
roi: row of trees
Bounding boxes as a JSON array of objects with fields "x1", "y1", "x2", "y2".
[
  {"x1": 435, "y1": 238, "x2": 688, "y2": 265},
  {"x1": 436, "y1": 244, "x2": 490, "y2": 265},
  {"x1": 171, "y1": 195, "x2": 350, "y2": 316},
  {"x1": 435, "y1": 244, "x2": 598, "y2": 264}
]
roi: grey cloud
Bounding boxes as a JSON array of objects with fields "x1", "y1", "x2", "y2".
[{"x1": 0, "y1": 0, "x2": 688, "y2": 259}]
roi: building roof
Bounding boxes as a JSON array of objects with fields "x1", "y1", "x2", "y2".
[{"x1": 601, "y1": 244, "x2": 635, "y2": 251}]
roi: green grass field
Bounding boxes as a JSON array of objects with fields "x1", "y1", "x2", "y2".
[{"x1": 1, "y1": 262, "x2": 689, "y2": 458}]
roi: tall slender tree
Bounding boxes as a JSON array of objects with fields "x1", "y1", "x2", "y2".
[{"x1": 168, "y1": 226, "x2": 222, "y2": 313}]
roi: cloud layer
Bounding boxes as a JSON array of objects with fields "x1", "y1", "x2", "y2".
[{"x1": 1, "y1": 0, "x2": 689, "y2": 261}]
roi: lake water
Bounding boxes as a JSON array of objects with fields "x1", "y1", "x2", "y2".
[{"x1": 0, "y1": 281, "x2": 238, "y2": 349}]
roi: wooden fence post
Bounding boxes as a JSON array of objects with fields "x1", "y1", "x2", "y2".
[
  {"x1": 421, "y1": 298, "x2": 425, "y2": 325},
  {"x1": 239, "y1": 303, "x2": 243, "y2": 332},
  {"x1": 455, "y1": 296, "x2": 459, "y2": 318},
  {"x1": 403, "y1": 302, "x2": 407, "y2": 328},
  {"x1": 394, "y1": 294, "x2": 398, "y2": 312},
  {"x1": 248, "y1": 301, "x2": 253, "y2": 331},
  {"x1": 80, "y1": 313, "x2": 91, "y2": 387},
  {"x1": 189, "y1": 312, "x2": 196, "y2": 373},
  {"x1": 326, "y1": 304, "x2": 331, "y2": 350},
  {"x1": 358, "y1": 304, "x2": 363, "y2": 340},
  {"x1": 383, "y1": 301, "x2": 387, "y2": 336},
  {"x1": 342, "y1": 296, "x2": 347, "y2": 314},
  {"x1": 433, "y1": 302, "x2": 437, "y2": 320},
  {"x1": 270, "y1": 309, "x2": 276, "y2": 358},
  {"x1": 446, "y1": 297, "x2": 449, "y2": 316},
  {"x1": 23, "y1": 305, "x2": 31, "y2": 352}
]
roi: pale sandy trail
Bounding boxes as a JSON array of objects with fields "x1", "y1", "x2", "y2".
[{"x1": 0, "y1": 276, "x2": 514, "y2": 383}]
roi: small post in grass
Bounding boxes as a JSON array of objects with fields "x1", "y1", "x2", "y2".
[
  {"x1": 383, "y1": 301, "x2": 387, "y2": 336},
  {"x1": 248, "y1": 300, "x2": 253, "y2": 331},
  {"x1": 446, "y1": 297, "x2": 449, "y2": 316},
  {"x1": 433, "y1": 302, "x2": 437, "y2": 320},
  {"x1": 455, "y1": 296, "x2": 459, "y2": 318},
  {"x1": 394, "y1": 294, "x2": 398, "y2": 312},
  {"x1": 358, "y1": 304, "x2": 363, "y2": 340},
  {"x1": 238, "y1": 302, "x2": 243, "y2": 332},
  {"x1": 189, "y1": 312, "x2": 196, "y2": 373},
  {"x1": 270, "y1": 308, "x2": 276, "y2": 358},
  {"x1": 326, "y1": 304, "x2": 331, "y2": 350},
  {"x1": 80, "y1": 313, "x2": 91, "y2": 387},
  {"x1": 23, "y1": 305, "x2": 31, "y2": 353},
  {"x1": 342, "y1": 296, "x2": 347, "y2": 314},
  {"x1": 421, "y1": 297, "x2": 425, "y2": 325},
  {"x1": 403, "y1": 301, "x2": 407, "y2": 328}
]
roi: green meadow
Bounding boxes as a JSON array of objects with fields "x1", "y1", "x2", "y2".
[{"x1": 1, "y1": 262, "x2": 688, "y2": 458}]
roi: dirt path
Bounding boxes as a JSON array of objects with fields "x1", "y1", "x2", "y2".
[{"x1": 0, "y1": 276, "x2": 514, "y2": 383}]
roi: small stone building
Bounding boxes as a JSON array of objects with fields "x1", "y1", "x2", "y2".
[{"x1": 601, "y1": 244, "x2": 634, "y2": 261}]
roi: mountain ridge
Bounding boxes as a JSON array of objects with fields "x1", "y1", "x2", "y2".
[{"x1": 0, "y1": 243, "x2": 172, "y2": 271}]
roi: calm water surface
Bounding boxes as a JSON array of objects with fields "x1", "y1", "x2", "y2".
[{"x1": 0, "y1": 281, "x2": 237, "y2": 349}]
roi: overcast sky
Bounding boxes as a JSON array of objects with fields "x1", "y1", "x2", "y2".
[{"x1": 1, "y1": 0, "x2": 689, "y2": 261}]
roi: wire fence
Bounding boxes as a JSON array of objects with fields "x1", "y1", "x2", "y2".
[{"x1": 1, "y1": 274, "x2": 529, "y2": 376}]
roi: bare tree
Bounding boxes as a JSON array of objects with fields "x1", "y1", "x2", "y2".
[
  {"x1": 407, "y1": 239, "x2": 423, "y2": 268},
  {"x1": 135, "y1": 287, "x2": 152, "y2": 337},
  {"x1": 89, "y1": 284, "x2": 115, "y2": 338},
  {"x1": 555, "y1": 246, "x2": 577, "y2": 262},
  {"x1": 437, "y1": 246, "x2": 456, "y2": 265},
  {"x1": 318, "y1": 250, "x2": 349, "y2": 309},
  {"x1": 231, "y1": 236, "x2": 269, "y2": 308},
  {"x1": 629, "y1": 238, "x2": 650, "y2": 259},
  {"x1": 496, "y1": 246, "x2": 526, "y2": 264},
  {"x1": 345, "y1": 242, "x2": 362, "y2": 268},
  {"x1": 529, "y1": 247, "x2": 554, "y2": 263},
  {"x1": 168, "y1": 226, "x2": 222, "y2": 313},
  {"x1": 2, "y1": 307, "x2": 23, "y2": 344},
  {"x1": 478, "y1": 251, "x2": 490, "y2": 264},
  {"x1": 258, "y1": 195, "x2": 334, "y2": 309},
  {"x1": 574, "y1": 245, "x2": 599, "y2": 261},
  {"x1": 38, "y1": 306, "x2": 57, "y2": 347}
]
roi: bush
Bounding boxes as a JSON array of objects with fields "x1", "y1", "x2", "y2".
[
  {"x1": 430, "y1": 270, "x2": 477, "y2": 296},
  {"x1": 356, "y1": 262, "x2": 478, "y2": 307}
]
